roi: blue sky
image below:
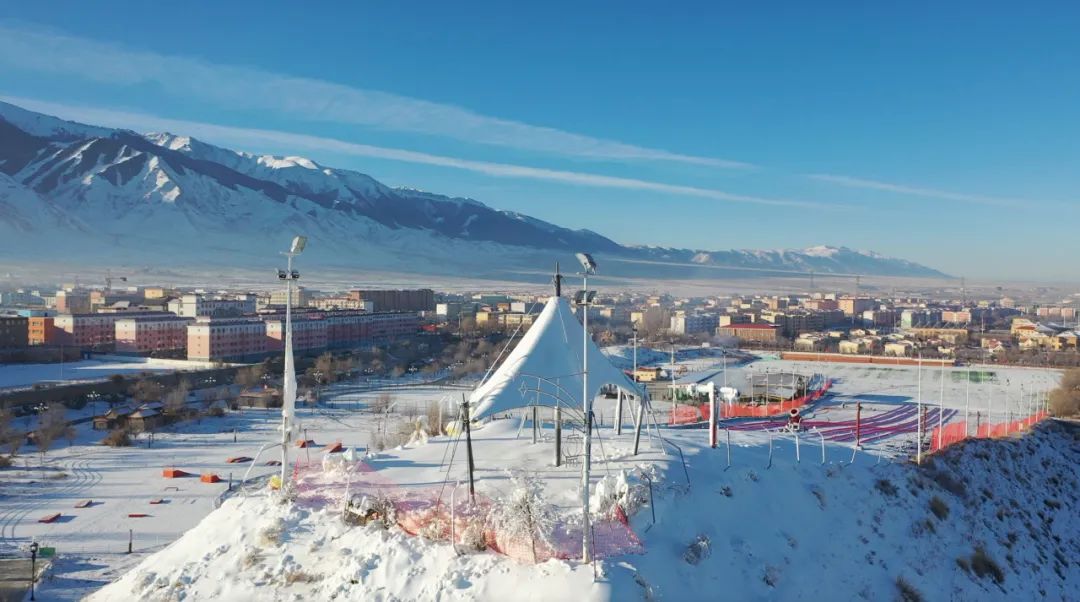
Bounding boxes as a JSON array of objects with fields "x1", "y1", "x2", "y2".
[{"x1": 1, "y1": 3, "x2": 1078, "y2": 281}]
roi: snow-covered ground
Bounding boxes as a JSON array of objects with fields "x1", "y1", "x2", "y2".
[
  {"x1": 0, "y1": 358, "x2": 192, "y2": 391},
  {"x1": 86, "y1": 414, "x2": 1080, "y2": 601},
  {"x1": 5, "y1": 359, "x2": 1072, "y2": 600},
  {"x1": 0, "y1": 380, "x2": 470, "y2": 600}
]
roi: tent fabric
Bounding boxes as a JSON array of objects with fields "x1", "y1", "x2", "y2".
[{"x1": 469, "y1": 296, "x2": 643, "y2": 420}]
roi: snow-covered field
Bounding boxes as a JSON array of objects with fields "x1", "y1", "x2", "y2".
[
  {"x1": 3, "y1": 359, "x2": 1072, "y2": 601},
  {"x1": 0, "y1": 358, "x2": 192, "y2": 391}
]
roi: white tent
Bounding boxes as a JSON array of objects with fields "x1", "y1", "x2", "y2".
[{"x1": 469, "y1": 295, "x2": 643, "y2": 420}]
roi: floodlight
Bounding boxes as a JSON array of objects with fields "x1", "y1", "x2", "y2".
[
  {"x1": 277, "y1": 270, "x2": 288, "y2": 280},
  {"x1": 290, "y1": 235, "x2": 308, "y2": 254},
  {"x1": 575, "y1": 252, "x2": 597, "y2": 274},
  {"x1": 574, "y1": 290, "x2": 596, "y2": 305},
  {"x1": 290, "y1": 270, "x2": 300, "y2": 280}
]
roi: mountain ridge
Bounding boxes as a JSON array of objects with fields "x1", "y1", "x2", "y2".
[{"x1": 0, "y1": 101, "x2": 949, "y2": 280}]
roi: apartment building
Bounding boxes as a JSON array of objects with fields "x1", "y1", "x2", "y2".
[
  {"x1": 311, "y1": 296, "x2": 373, "y2": 312},
  {"x1": 55, "y1": 289, "x2": 92, "y2": 313},
  {"x1": 717, "y1": 323, "x2": 779, "y2": 343},
  {"x1": 115, "y1": 315, "x2": 193, "y2": 354},
  {"x1": 670, "y1": 313, "x2": 719, "y2": 335},
  {"x1": 53, "y1": 311, "x2": 172, "y2": 349},
  {"x1": 168, "y1": 293, "x2": 257, "y2": 318},
  {"x1": 28, "y1": 316, "x2": 61, "y2": 345},
  {"x1": 186, "y1": 317, "x2": 269, "y2": 362},
  {"x1": 268, "y1": 287, "x2": 312, "y2": 308},
  {"x1": 838, "y1": 297, "x2": 874, "y2": 316},
  {"x1": 349, "y1": 289, "x2": 434, "y2": 312},
  {"x1": 0, "y1": 316, "x2": 28, "y2": 349},
  {"x1": 263, "y1": 313, "x2": 329, "y2": 353}
]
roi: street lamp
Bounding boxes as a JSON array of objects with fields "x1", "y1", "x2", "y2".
[
  {"x1": 29, "y1": 541, "x2": 38, "y2": 601},
  {"x1": 278, "y1": 235, "x2": 306, "y2": 490},
  {"x1": 574, "y1": 251, "x2": 596, "y2": 564}
]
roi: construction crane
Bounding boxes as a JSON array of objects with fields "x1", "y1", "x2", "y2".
[{"x1": 105, "y1": 270, "x2": 127, "y2": 291}]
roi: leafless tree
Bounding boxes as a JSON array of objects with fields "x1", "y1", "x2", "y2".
[
  {"x1": 130, "y1": 378, "x2": 164, "y2": 403},
  {"x1": 1049, "y1": 368, "x2": 1080, "y2": 416},
  {"x1": 164, "y1": 379, "x2": 190, "y2": 416}
]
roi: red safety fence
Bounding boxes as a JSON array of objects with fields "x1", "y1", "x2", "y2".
[
  {"x1": 670, "y1": 380, "x2": 833, "y2": 425},
  {"x1": 928, "y1": 410, "x2": 1050, "y2": 453},
  {"x1": 291, "y1": 459, "x2": 643, "y2": 564}
]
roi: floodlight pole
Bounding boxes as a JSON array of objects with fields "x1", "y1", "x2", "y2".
[
  {"x1": 280, "y1": 250, "x2": 298, "y2": 488},
  {"x1": 277, "y1": 236, "x2": 306, "y2": 491},
  {"x1": 580, "y1": 268, "x2": 592, "y2": 564}
]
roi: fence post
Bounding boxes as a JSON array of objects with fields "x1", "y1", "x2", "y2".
[
  {"x1": 817, "y1": 428, "x2": 825, "y2": 464},
  {"x1": 767, "y1": 429, "x2": 774, "y2": 469},
  {"x1": 725, "y1": 428, "x2": 731, "y2": 469}
]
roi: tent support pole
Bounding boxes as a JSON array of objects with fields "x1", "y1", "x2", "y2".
[
  {"x1": 463, "y1": 400, "x2": 475, "y2": 503},
  {"x1": 554, "y1": 406, "x2": 562, "y2": 467},
  {"x1": 632, "y1": 395, "x2": 646, "y2": 456},
  {"x1": 615, "y1": 389, "x2": 624, "y2": 435},
  {"x1": 532, "y1": 406, "x2": 538, "y2": 444}
]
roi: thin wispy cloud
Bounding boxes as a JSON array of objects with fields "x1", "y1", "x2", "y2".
[
  {"x1": 807, "y1": 173, "x2": 1070, "y2": 209},
  {"x1": 1, "y1": 96, "x2": 824, "y2": 209},
  {"x1": 0, "y1": 23, "x2": 752, "y2": 170}
]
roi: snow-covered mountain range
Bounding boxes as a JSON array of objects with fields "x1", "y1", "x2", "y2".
[{"x1": 0, "y1": 101, "x2": 948, "y2": 281}]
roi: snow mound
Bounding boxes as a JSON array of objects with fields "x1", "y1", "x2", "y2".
[
  {"x1": 88, "y1": 493, "x2": 608, "y2": 602},
  {"x1": 89, "y1": 419, "x2": 1079, "y2": 601}
]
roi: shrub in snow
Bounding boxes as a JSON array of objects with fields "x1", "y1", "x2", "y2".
[
  {"x1": 405, "y1": 418, "x2": 430, "y2": 447},
  {"x1": 343, "y1": 494, "x2": 396, "y2": 529},
  {"x1": 970, "y1": 546, "x2": 1005, "y2": 584},
  {"x1": 101, "y1": 429, "x2": 132, "y2": 447},
  {"x1": 490, "y1": 472, "x2": 557, "y2": 563},
  {"x1": 259, "y1": 518, "x2": 286, "y2": 547},
  {"x1": 895, "y1": 576, "x2": 924, "y2": 602},
  {"x1": 929, "y1": 495, "x2": 949, "y2": 520},
  {"x1": 416, "y1": 508, "x2": 450, "y2": 541},
  {"x1": 591, "y1": 471, "x2": 631, "y2": 517},
  {"x1": 457, "y1": 520, "x2": 488, "y2": 549},
  {"x1": 682, "y1": 534, "x2": 711, "y2": 565},
  {"x1": 874, "y1": 479, "x2": 898, "y2": 497}
]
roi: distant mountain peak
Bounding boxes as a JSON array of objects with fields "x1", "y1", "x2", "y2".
[{"x1": 0, "y1": 101, "x2": 949, "y2": 280}]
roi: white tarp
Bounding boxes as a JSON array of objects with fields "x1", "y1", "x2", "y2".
[{"x1": 469, "y1": 295, "x2": 642, "y2": 420}]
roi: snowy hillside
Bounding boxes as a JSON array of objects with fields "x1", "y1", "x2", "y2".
[
  {"x1": 87, "y1": 418, "x2": 1078, "y2": 601},
  {"x1": 0, "y1": 100, "x2": 949, "y2": 279}
]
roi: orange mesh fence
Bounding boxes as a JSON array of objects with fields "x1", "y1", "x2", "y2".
[
  {"x1": 669, "y1": 379, "x2": 833, "y2": 425},
  {"x1": 930, "y1": 410, "x2": 1050, "y2": 454},
  {"x1": 291, "y1": 460, "x2": 643, "y2": 564}
]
